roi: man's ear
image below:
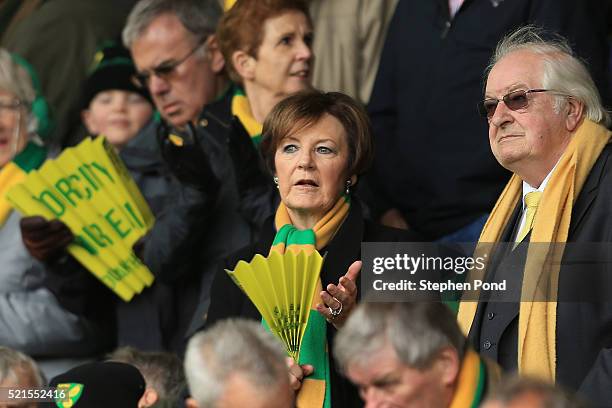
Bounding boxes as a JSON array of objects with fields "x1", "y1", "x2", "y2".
[
  {"x1": 138, "y1": 388, "x2": 159, "y2": 408},
  {"x1": 232, "y1": 49, "x2": 256, "y2": 81},
  {"x1": 206, "y1": 35, "x2": 225, "y2": 74},
  {"x1": 185, "y1": 397, "x2": 200, "y2": 408},
  {"x1": 433, "y1": 347, "x2": 461, "y2": 388},
  {"x1": 564, "y1": 98, "x2": 584, "y2": 132},
  {"x1": 81, "y1": 109, "x2": 98, "y2": 135}
]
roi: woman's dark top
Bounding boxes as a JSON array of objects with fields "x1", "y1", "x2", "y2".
[{"x1": 205, "y1": 200, "x2": 420, "y2": 408}]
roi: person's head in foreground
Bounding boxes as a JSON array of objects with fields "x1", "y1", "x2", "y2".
[
  {"x1": 123, "y1": 0, "x2": 225, "y2": 128},
  {"x1": 481, "y1": 376, "x2": 588, "y2": 408},
  {"x1": 49, "y1": 361, "x2": 145, "y2": 408},
  {"x1": 217, "y1": 0, "x2": 313, "y2": 123},
  {"x1": 479, "y1": 25, "x2": 610, "y2": 188},
  {"x1": 0, "y1": 346, "x2": 44, "y2": 408},
  {"x1": 107, "y1": 346, "x2": 185, "y2": 408},
  {"x1": 0, "y1": 48, "x2": 44, "y2": 168},
  {"x1": 260, "y1": 90, "x2": 373, "y2": 230},
  {"x1": 184, "y1": 319, "x2": 294, "y2": 408},
  {"x1": 81, "y1": 42, "x2": 154, "y2": 150},
  {"x1": 334, "y1": 302, "x2": 478, "y2": 408}
]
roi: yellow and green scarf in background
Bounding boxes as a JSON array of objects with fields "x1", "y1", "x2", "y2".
[
  {"x1": 448, "y1": 349, "x2": 497, "y2": 408},
  {"x1": 231, "y1": 87, "x2": 263, "y2": 147},
  {"x1": 268, "y1": 196, "x2": 350, "y2": 408},
  {"x1": 0, "y1": 141, "x2": 45, "y2": 227},
  {"x1": 458, "y1": 119, "x2": 611, "y2": 381}
]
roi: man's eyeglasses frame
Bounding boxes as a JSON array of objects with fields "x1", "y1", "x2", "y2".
[
  {"x1": 478, "y1": 88, "x2": 571, "y2": 119},
  {"x1": 131, "y1": 41, "x2": 206, "y2": 89}
]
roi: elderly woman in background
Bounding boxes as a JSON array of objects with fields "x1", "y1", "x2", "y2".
[
  {"x1": 218, "y1": 0, "x2": 313, "y2": 144},
  {"x1": 204, "y1": 91, "x2": 420, "y2": 408},
  {"x1": 0, "y1": 48, "x2": 110, "y2": 377},
  {"x1": 189, "y1": 0, "x2": 315, "y2": 229}
]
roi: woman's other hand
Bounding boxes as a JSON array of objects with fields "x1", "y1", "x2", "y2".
[
  {"x1": 317, "y1": 260, "x2": 361, "y2": 329},
  {"x1": 286, "y1": 357, "x2": 313, "y2": 391}
]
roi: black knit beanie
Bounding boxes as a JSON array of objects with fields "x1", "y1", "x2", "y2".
[{"x1": 81, "y1": 42, "x2": 152, "y2": 109}]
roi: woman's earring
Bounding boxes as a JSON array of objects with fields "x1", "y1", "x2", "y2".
[
  {"x1": 345, "y1": 179, "x2": 352, "y2": 195},
  {"x1": 273, "y1": 176, "x2": 279, "y2": 189}
]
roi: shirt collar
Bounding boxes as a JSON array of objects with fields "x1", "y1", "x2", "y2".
[{"x1": 521, "y1": 160, "x2": 559, "y2": 210}]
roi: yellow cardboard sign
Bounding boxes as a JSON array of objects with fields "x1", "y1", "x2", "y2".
[{"x1": 7, "y1": 136, "x2": 155, "y2": 301}]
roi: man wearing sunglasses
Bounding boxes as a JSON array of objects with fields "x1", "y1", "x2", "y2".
[
  {"x1": 458, "y1": 26, "x2": 612, "y2": 406},
  {"x1": 117, "y1": 0, "x2": 260, "y2": 351},
  {"x1": 126, "y1": 10, "x2": 226, "y2": 130},
  {"x1": 363, "y1": 0, "x2": 610, "y2": 244}
]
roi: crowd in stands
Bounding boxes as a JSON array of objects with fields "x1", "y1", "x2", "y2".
[{"x1": 0, "y1": 0, "x2": 612, "y2": 406}]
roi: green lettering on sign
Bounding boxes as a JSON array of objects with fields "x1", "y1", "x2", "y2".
[
  {"x1": 124, "y1": 202, "x2": 144, "y2": 229},
  {"x1": 83, "y1": 223, "x2": 113, "y2": 247},
  {"x1": 91, "y1": 162, "x2": 114, "y2": 184},
  {"x1": 33, "y1": 190, "x2": 65, "y2": 217},
  {"x1": 55, "y1": 176, "x2": 82, "y2": 207},
  {"x1": 73, "y1": 235, "x2": 98, "y2": 255},
  {"x1": 104, "y1": 208, "x2": 132, "y2": 239}
]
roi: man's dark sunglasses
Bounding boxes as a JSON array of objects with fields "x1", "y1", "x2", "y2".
[
  {"x1": 131, "y1": 42, "x2": 204, "y2": 89},
  {"x1": 477, "y1": 89, "x2": 567, "y2": 119}
]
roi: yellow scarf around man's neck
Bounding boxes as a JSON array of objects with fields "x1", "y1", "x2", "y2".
[{"x1": 457, "y1": 119, "x2": 611, "y2": 381}]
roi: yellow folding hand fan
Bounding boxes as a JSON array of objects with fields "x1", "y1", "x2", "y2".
[{"x1": 226, "y1": 250, "x2": 324, "y2": 360}]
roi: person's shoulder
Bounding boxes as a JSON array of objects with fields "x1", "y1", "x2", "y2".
[
  {"x1": 200, "y1": 85, "x2": 234, "y2": 130},
  {"x1": 225, "y1": 216, "x2": 276, "y2": 269},
  {"x1": 599, "y1": 141, "x2": 612, "y2": 168},
  {"x1": 593, "y1": 142, "x2": 612, "y2": 195},
  {"x1": 363, "y1": 219, "x2": 424, "y2": 242},
  {"x1": 225, "y1": 243, "x2": 260, "y2": 270},
  {"x1": 588, "y1": 141, "x2": 612, "y2": 186},
  {"x1": 120, "y1": 119, "x2": 163, "y2": 168}
]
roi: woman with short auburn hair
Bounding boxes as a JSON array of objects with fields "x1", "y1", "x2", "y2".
[{"x1": 205, "y1": 90, "x2": 420, "y2": 408}]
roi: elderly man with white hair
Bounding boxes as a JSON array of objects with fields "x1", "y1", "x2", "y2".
[
  {"x1": 0, "y1": 347, "x2": 44, "y2": 387},
  {"x1": 184, "y1": 319, "x2": 295, "y2": 408},
  {"x1": 481, "y1": 376, "x2": 587, "y2": 408},
  {"x1": 0, "y1": 346, "x2": 44, "y2": 408},
  {"x1": 334, "y1": 302, "x2": 500, "y2": 408},
  {"x1": 458, "y1": 26, "x2": 612, "y2": 405}
]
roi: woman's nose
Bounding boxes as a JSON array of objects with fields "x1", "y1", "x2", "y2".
[
  {"x1": 297, "y1": 149, "x2": 314, "y2": 169},
  {"x1": 296, "y1": 40, "x2": 313, "y2": 62}
]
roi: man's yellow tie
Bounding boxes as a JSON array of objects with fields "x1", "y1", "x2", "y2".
[{"x1": 516, "y1": 191, "x2": 542, "y2": 243}]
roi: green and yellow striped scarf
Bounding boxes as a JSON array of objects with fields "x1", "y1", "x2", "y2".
[
  {"x1": 269, "y1": 196, "x2": 350, "y2": 408},
  {"x1": 0, "y1": 142, "x2": 46, "y2": 227},
  {"x1": 449, "y1": 349, "x2": 487, "y2": 408},
  {"x1": 231, "y1": 87, "x2": 263, "y2": 147}
]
